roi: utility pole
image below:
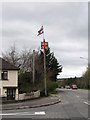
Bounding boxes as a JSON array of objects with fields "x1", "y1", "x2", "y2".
[
  {"x1": 33, "y1": 50, "x2": 35, "y2": 85},
  {"x1": 43, "y1": 35, "x2": 47, "y2": 96},
  {"x1": 44, "y1": 42, "x2": 47, "y2": 96}
]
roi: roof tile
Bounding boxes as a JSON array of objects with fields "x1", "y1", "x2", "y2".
[{"x1": 0, "y1": 57, "x2": 19, "y2": 70}]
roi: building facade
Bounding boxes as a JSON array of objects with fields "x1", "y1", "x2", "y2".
[{"x1": 0, "y1": 57, "x2": 19, "y2": 100}]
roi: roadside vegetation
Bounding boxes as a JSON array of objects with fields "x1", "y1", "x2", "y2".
[
  {"x1": 3, "y1": 45, "x2": 62, "y2": 96},
  {"x1": 58, "y1": 64, "x2": 90, "y2": 89}
]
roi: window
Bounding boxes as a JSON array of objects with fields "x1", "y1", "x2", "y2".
[{"x1": 1, "y1": 71, "x2": 8, "y2": 80}]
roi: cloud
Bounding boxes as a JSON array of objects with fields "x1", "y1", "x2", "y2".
[{"x1": 1, "y1": 2, "x2": 88, "y2": 78}]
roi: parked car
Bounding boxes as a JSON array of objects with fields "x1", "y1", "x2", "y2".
[
  {"x1": 65, "y1": 85, "x2": 70, "y2": 89},
  {"x1": 72, "y1": 84, "x2": 77, "y2": 89}
]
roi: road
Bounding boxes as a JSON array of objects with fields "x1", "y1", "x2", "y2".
[{"x1": 1, "y1": 89, "x2": 89, "y2": 120}]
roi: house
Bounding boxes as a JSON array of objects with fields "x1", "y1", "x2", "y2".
[{"x1": 0, "y1": 57, "x2": 19, "y2": 100}]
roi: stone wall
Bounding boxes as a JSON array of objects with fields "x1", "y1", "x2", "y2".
[{"x1": 15, "y1": 90, "x2": 40, "y2": 101}]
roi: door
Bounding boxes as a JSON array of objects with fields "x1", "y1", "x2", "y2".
[{"x1": 7, "y1": 88, "x2": 16, "y2": 100}]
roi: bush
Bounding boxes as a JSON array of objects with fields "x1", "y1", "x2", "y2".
[{"x1": 47, "y1": 80, "x2": 58, "y2": 93}]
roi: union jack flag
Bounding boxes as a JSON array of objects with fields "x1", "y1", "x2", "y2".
[{"x1": 41, "y1": 42, "x2": 48, "y2": 50}]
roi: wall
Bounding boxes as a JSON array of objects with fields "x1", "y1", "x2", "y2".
[
  {"x1": 2, "y1": 70, "x2": 18, "y2": 87},
  {"x1": 15, "y1": 90, "x2": 40, "y2": 101},
  {"x1": 0, "y1": 70, "x2": 18, "y2": 97}
]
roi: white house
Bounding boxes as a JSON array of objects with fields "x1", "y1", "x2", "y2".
[{"x1": 0, "y1": 57, "x2": 19, "y2": 100}]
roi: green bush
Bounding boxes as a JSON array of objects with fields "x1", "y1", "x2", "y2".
[{"x1": 47, "y1": 80, "x2": 58, "y2": 93}]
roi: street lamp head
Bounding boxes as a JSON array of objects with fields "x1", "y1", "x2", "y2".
[{"x1": 80, "y1": 57, "x2": 88, "y2": 61}]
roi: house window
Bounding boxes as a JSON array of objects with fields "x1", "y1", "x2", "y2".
[{"x1": 1, "y1": 71, "x2": 8, "y2": 80}]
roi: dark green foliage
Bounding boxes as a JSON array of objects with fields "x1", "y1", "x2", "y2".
[
  {"x1": 47, "y1": 80, "x2": 58, "y2": 93},
  {"x1": 18, "y1": 71, "x2": 33, "y2": 93},
  {"x1": 19, "y1": 48, "x2": 62, "y2": 94},
  {"x1": 58, "y1": 77, "x2": 77, "y2": 88},
  {"x1": 37, "y1": 80, "x2": 58, "y2": 96},
  {"x1": 58, "y1": 65, "x2": 89, "y2": 89},
  {"x1": 3, "y1": 45, "x2": 62, "y2": 95},
  {"x1": 41, "y1": 48, "x2": 62, "y2": 81},
  {"x1": 32, "y1": 48, "x2": 62, "y2": 88},
  {"x1": 58, "y1": 70, "x2": 89, "y2": 89}
]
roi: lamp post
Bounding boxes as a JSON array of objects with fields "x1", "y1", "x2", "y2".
[
  {"x1": 80, "y1": 56, "x2": 88, "y2": 67},
  {"x1": 80, "y1": 57, "x2": 89, "y2": 89},
  {"x1": 80, "y1": 57, "x2": 88, "y2": 61}
]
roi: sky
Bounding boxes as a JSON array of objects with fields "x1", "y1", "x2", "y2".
[{"x1": 0, "y1": 1, "x2": 88, "y2": 78}]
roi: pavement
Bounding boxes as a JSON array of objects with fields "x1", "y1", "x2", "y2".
[{"x1": 2, "y1": 95, "x2": 61, "y2": 110}]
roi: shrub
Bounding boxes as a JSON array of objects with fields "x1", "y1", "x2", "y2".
[{"x1": 47, "y1": 80, "x2": 58, "y2": 93}]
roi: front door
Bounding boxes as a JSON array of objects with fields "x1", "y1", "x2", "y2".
[{"x1": 7, "y1": 88, "x2": 16, "y2": 100}]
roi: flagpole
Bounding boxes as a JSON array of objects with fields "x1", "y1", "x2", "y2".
[
  {"x1": 43, "y1": 28, "x2": 44, "y2": 42},
  {"x1": 43, "y1": 27, "x2": 47, "y2": 96}
]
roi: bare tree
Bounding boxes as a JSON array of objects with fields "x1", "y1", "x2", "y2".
[
  {"x1": 20, "y1": 49, "x2": 33, "y2": 73},
  {"x1": 2, "y1": 45, "x2": 20, "y2": 67}
]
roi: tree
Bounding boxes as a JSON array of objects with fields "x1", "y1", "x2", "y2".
[
  {"x1": 2, "y1": 45, "x2": 63, "y2": 94},
  {"x1": 2, "y1": 45, "x2": 20, "y2": 67},
  {"x1": 18, "y1": 71, "x2": 33, "y2": 93},
  {"x1": 35, "y1": 50, "x2": 44, "y2": 83},
  {"x1": 36, "y1": 48, "x2": 62, "y2": 82},
  {"x1": 19, "y1": 49, "x2": 33, "y2": 73},
  {"x1": 81, "y1": 64, "x2": 90, "y2": 88}
]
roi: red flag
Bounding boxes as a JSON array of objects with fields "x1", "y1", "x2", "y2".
[{"x1": 37, "y1": 26, "x2": 44, "y2": 36}]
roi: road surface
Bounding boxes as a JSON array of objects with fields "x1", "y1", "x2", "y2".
[{"x1": 1, "y1": 89, "x2": 89, "y2": 120}]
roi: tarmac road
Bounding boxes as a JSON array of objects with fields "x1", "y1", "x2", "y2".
[{"x1": 1, "y1": 89, "x2": 89, "y2": 120}]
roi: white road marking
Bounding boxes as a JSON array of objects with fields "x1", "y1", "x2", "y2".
[
  {"x1": 83, "y1": 101, "x2": 90, "y2": 105},
  {"x1": 0, "y1": 111, "x2": 46, "y2": 116},
  {"x1": 76, "y1": 95, "x2": 79, "y2": 98},
  {"x1": 35, "y1": 111, "x2": 45, "y2": 115}
]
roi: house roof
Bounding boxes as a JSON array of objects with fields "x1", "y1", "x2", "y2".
[{"x1": 0, "y1": 57, "x2": 19, "y2": 70}]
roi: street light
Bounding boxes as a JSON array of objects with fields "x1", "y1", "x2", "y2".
[
  {"x1": 80, "y1": 57, "x2": 88, "y2": 61},
  {"x1": 80, "y1": 57, "x2": 88, "y2": 68}
]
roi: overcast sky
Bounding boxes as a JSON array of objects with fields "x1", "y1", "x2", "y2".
[{"x1": 0, "y1": 2, "x2": 88, "y2": 78}]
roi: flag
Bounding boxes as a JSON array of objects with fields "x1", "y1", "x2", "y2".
[
  {"x1": 41, "y1": 42, "x2": 48, "y2": 50},
  {"x1": 37, "y1": 26, "x2": 44, "y2": 36}
]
